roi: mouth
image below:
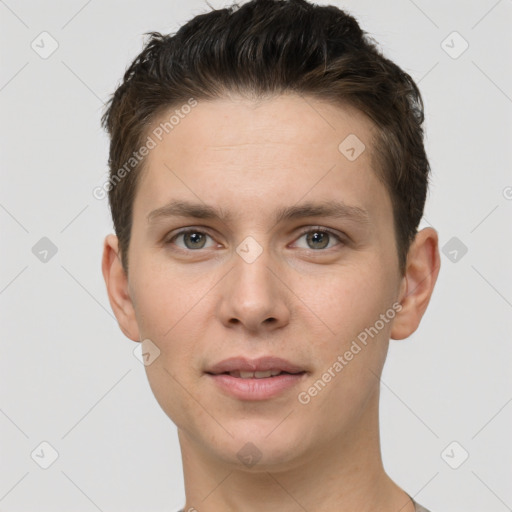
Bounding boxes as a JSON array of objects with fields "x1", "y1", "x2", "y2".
[
  {"x1": 205, "y1": 355, "x2": 306, "y2": 375},
  {"x1": 205, "y1": 356, "x2": 308, "y2": 400},
  {"x1": 210, "y1": 369, "x2": 306, "y2": 379}
]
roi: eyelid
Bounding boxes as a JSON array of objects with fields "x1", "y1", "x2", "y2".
[
  {"x1": 295, "y1": 225, "x2": 345, "y2": 238},
  {"x1": 164, "y1": 225, "x2": 347, "y2": 252},
  {"x1": 164, "y1": 227, "x2": 217, "y2": 246},
  {"x1": 291, "y1": 226, "x2": 347, "y2": 248}
]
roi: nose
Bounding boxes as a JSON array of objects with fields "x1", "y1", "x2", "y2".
[{"x1": 217, "y1": 243, "x2": 291, "y2": 334}]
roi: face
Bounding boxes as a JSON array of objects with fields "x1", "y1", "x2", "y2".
[{"x1": 104, "y1": 94, "x2": 432, "y2": 471}]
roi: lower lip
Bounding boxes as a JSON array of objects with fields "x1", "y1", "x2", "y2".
[{"x1": 207, "y1": 372, "x2": 307, "y2": 400}]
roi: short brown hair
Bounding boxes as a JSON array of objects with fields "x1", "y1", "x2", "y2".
[{"x1": 101, "y1": 0, "x2": 430, "y2": 276}]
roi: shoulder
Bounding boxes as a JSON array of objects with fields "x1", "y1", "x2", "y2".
[
  {"x1": 406, "y1": 493, "x2": 432, "y2": 512},
  {"x1": 412, "y1": 498, "x2": 433, "y2": 512}
]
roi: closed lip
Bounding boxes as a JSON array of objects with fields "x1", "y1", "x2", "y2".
[{"x1": 205, "y1": 356, "x2": 306, "y2": 375}]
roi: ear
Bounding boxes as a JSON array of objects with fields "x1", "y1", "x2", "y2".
[
  {"x1": 391, "y1": 227, "x2": 441, "y2": 340},
  {"x1": 101, "y1": 234, "x2": 140, "y2": 342}
]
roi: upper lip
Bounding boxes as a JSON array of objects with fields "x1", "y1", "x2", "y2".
[{"x1": 206, "y1": 356, "x2": 306, "y2": 375}]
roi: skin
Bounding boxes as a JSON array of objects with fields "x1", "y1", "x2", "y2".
[{"x1": 102, "y1": 93, "x2": 440, "y2": 512}]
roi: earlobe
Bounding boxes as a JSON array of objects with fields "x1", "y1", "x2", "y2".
[
  {"x1": 101, "y1": 234, "x2": 141, "y2": 342},
  {"x1": 390, "y1": 227, "x2": 441, "y2": 340}
]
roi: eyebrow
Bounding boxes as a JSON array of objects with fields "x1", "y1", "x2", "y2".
[{"x1": 147, "y1": 199, "x2": 370, "y2": 226}]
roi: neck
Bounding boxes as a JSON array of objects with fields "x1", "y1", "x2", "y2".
[{"x1": 177, "y1": 388, "x2": 415, "y2": 512}]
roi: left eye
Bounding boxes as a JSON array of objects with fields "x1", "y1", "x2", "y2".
[{"x1": 293, "y1": 229, "x2": 343, "y2": 250}]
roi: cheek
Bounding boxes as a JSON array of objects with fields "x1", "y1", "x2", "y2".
[
  {"x1": 133, "y1": 266, "x2": 207, "y2": 426},
  {"x1": 299, "y1": 261, "x2": 395, "y2": 348},
  {"x1": 130, "y1": 255, "x2": 208, "y2": 339},
  {"x1": 130, "y1": 259, "x2": 216, "y2": 392},
  {"x1": 295, "y1": 269, "x2": 394, "y2": 425}
]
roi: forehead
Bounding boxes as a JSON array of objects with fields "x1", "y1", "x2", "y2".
[
  {"x1": 147, "y1": 94, "x2": 375, "y2": 163},
  {"x1": 134, "y1": 94, "x2": 391, "y2": 228}
]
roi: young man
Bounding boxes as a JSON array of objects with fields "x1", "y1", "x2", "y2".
[{"x1": 101, "y1": 1, "x2": 440, "y2": 511}]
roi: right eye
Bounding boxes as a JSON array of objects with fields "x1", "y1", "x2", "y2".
[{"x1": 165, "y1": 229, "x2": 217, "y2": 251}]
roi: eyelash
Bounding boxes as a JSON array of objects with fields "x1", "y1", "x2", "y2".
[{"x1": 164, "y1": 226, "x2": 346, "y2": 253}]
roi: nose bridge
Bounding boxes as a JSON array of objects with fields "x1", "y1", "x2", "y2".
[
  {"x1": 218, "y1": 234, "x2": 290, "y2": 331},
  {"x1": 234, "y1": 236, "x2": 273, "y2": 291}
]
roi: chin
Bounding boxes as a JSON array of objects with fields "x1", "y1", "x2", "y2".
[{"x1": 209, "y1": 420, "x2": 309, "y2": 469}]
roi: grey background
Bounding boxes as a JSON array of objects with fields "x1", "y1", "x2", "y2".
[{"x1": 1, "y1": 0, "x2": 511, "y2": 511}]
